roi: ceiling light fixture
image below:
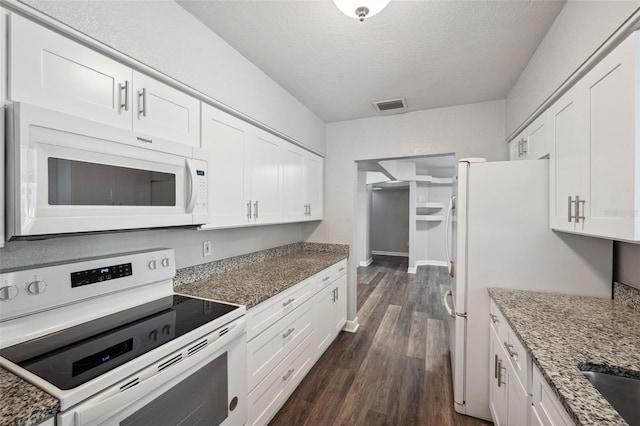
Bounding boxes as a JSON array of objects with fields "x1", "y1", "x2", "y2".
[{"x1": 333, "y1": 0, "x2": 390, "y2": 22}]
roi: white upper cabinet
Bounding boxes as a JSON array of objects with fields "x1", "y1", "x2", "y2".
[
  {"x1": 10, "y1": 14, "x2": 132, "y2": 129},
  {"x1": 304, "y1": 153, "x2": 323, "y2": 220},
  {"x1": 509, "y1": 110, "x2": 550, "y2": 161},
  {"x1": 550, "y1": 31, "x2": 640, "y2": 240},
  {"x1": 201, "y1": 104, "x2": 249, "y2": 227},
  {"x1": 281, "y1": 143, "x2": 306, "y2": 222},
  {"x1": 9, "y1": 14, "x2": 200, "y2": 147},
  {"x1": 132, "y1": 71, "x2": 200, "y2": 147},
  {"x1": 247, "y1": 129, "x2": 282, "y2": 225}
]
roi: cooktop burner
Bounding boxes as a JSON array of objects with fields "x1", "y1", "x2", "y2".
[{"x1": 0, "y1": 295, "x2": 238, "y2": 390}]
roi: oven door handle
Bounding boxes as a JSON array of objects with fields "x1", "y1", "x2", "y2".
[
  {"x1": 60, "y1": 318, "x2": 246, "y2": 426},
  {"x1": 185, "y1": 159, "x2": 198, "y2": 214}
]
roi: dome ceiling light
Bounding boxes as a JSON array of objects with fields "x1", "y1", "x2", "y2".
[{"x1": 333, "y1": 0, "x2": 391, "y2": 22}]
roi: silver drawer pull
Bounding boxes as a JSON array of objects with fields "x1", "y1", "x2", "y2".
[
  {"x1": 282, "y1": 298, "x2": 295, "y2": 307},
  {"x1": 322, "y1": 276, "x2": 331, "y2": 282},
  {"x1": 504, "y1": 342, "x2": 518, "y2": 358},
  {"x1": 489, "y1": 313, "x2": 499, "y2": 324},
  {"x1": 139, "y1": 88, "x2": 147, "y2": 117},
  {"x1": 338, "y1": 267, "x2": 345, "y2": 272},
  {"x1": 497, "y1": 360, "x2": 506, "y2": 387},
  {"x1": 120, "y1": 80, "x2": 129, "y2": 112},
  {"x1": 282, "y1": 328, "x2": 295, "y2": 339},
  {"x1": 282, "y1": 368, "x2": 294, "y2": 381}
]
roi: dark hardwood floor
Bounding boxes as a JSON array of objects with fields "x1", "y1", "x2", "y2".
[{"x1": 270, "y1": 256, "x2": 493, "y2": 426}]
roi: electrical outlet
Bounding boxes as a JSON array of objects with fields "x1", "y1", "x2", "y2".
[{"x1": 203, "y1": 241, "x2": 212, "y2": 257}]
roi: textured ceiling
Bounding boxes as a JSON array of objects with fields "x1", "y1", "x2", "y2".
[{"x1": 178, "y1": 0, "x2": 566, "y2": 123}]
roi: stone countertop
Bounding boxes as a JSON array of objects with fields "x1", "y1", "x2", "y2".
[
  {"x1": 488, "y1": 288, "x2": 640, "y2": 426},
  {"x1": 0, "y1": 367, "x2": 59, "y2": 426},
  {"x1": 176, "y1": 250, "x2": 348, "y2": 308}
]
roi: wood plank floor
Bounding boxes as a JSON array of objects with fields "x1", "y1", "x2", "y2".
[{"x1": 270, "y1": 256, "x2": 493, "y2": 426}]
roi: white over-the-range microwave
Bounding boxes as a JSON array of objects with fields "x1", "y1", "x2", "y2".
[{"x1": 5, "y1": 103, "x2": 209, "y2": 239}]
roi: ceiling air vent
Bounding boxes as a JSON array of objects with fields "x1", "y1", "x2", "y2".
[{"x1": 373, "y1": 98, "x2": 407, "y2": 113}]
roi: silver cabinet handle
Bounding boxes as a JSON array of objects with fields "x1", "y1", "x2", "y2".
[
  {"x1": 254, "y1": 200, "x2": 258, "y2": 219},
  {"x1": 282, "y1": 328, "x2": 295, "y2": 338},
  {"x1": 521, "y1": 138, "x2": 528, "y2": 156},
  {"x1": 120, "y1": 80, "x2": 129, "y2": 112},
  {"x1": 322, "y1": 276, "x2": 331, "y2": 282},
  {"x1": 304, "y1": 204, "x2": 308, "y2": 216},
  {"x1": 332, "y1": 288, "x2": 336, "y2": 302},
  {"x1": 576, "y1": 195, "x2": 585, "y2": 223},
  {"x1": 504, "y1": 342, "x2": 518, "y2": 358},
  {"x1": 282, "y1": 368, "x2": 294, "y2": 381},
  {"x1": 568, "y1": 196, "x2": 576, "y2": 223},
  {"x1": 489, "y1": 313, "x2": 499, "y2": 324},
  {"x1": 497, "y1": 360, "x2": 506, "y2": 387},
  {"x1": 494, "y1": 354, "x2": 499, "y2": 379},
  {"x1": 335, "y1": 287, "x2": 339, "y2": 300},
  {"x1": 139, "y1": 88, "x2": 147, "y2": 117},
  {"x1": 247, "y1": 200, "x2": 252, "y2": 220},
  {"x1": 308, "y1": 203, "x2": 311, "y2": 216},
  {"x1": 338, "y1": 267, "x2": 345, "y2": 272},
  {"x1": 282, "y1": 298, "x2": 295, "y2": 307},
  {"x1": 517, "y1": 139, "x2": 522, "y2": 158}
]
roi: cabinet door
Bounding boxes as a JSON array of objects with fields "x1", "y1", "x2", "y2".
[
  {"x1": 506, "y1": 370, "x2": 528, "y2": 426},
  {"x1": 304, "y1": 153, "x2": 323, "y2": 220},
  {"x1": 583, "y1": 34, "x2": 639, "y2": 240},
  {"x1": 526, "y1": 110, "x2": 550, "y2": 160},
  {"x1": 508, "y1": 139, "x2": 522, "y2": 161},
  {"x1": 489, "y1": 328, "x2": 508, "y2": 426},
  {"x1": 281, "y1": 143, "x2": 306, "y2": 222},
  {"x1": 247, "y1": 130, "x2": 282, "y2": 224},
  {"x1": 132, "y1": 71, "x2": 200, "y2": 147},
  {"x1": 10, "y1": 14, "x2": 132, "y2": 129},
  {"x1": 313, "y1": 282, "x2": 337, "y2": 357},
  {"x1": 549, "y1": 83, "x2": 589, "y2": 232},
  {"x1": 201, "y1": 104, "x2": 250, "y2": 227},
  {"x1": 333, "y1": 275, "x2": 347, "y2": 333}
]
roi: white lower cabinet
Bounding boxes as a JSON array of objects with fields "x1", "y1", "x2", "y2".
[
  {"x1": 247, "y1": 259, "x2": 347, "y2": 425},
  {"x1": 489, "y1": 299, "x2": 574, "y2": 426}
]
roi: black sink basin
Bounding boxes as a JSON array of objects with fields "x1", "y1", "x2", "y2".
[{"x1": 579, "y1": 365, "x2": 640, "y2": 425}]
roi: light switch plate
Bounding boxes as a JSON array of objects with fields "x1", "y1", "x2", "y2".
[{"x1": 203, "y1": 241, "x2": 212, "y2": 257}]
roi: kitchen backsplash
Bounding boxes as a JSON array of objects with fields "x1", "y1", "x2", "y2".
[
  {"x1": 173, "y1": 242, "x2": 348, "y2": 287},
  {"x1": 614, "y1": 241, "x2": 640, "y2": 289}
]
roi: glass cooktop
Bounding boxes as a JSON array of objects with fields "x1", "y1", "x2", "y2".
[{"x1": 0, "y1": 295, "x2": 238, "y2": 390}]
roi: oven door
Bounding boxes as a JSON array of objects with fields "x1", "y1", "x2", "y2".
[
  {"x1": 7, "y1": 103, "x2": 208, "y2": 238},
  {"x1": 57, "y1": 318, "x2": 247, "y2": 426}
]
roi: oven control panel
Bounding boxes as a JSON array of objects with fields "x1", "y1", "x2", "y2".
[{"x1": 0, "y1": 248, "x2": 176, "y2": 322}]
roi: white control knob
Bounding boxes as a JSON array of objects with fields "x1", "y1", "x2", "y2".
[
  {"x1": 148, "y1": 260, "x2": 157, "y2": 270},
  {"x1": 0, "y1": 285, "x2": 19, "y2": 301},
  {"x1": 161, "y1": 258, "x2": 170, "y2": 268},
  {"x1": 27, "y1": 280, "x2": 47, "y2": 295}
]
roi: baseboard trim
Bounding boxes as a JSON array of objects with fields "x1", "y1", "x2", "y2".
[
  {"x1": 407, "y1": 267, "x2": 417, "y2": 274},
  {"x1": 359, "y1": 258, "x2": 373, "y2": 267},
  {"x1": 343, "y1": 317, "x2": 360, "y2": 333},
  {"x1": 416, "y1": 260, "x2": 448, "y2": 267},
  {"x1": 371, "y1": 250, "x2": 409, "y2": 257}
]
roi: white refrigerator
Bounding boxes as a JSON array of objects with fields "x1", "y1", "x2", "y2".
[{"x1": 442, "y1": 158, "x2": 612, "y2": 421}]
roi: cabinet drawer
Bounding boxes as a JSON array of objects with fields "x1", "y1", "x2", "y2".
[
  {"x1": 316, "y1": 259, "x2": 347, "y2": 292},
  {"x1": 247, "y1": 277, "x2": 314, "y2": 341},
  {"x1": 505, "y1": 326, "x2": 529, "y2": 392},
  {"x1": 248, "y1": 299, "x2": 312, "y2": 391},
  {"x1": 489, "y1": 300, "x2": 508, "y2": 342},
  {"x1": 248, "y1": 332, "x2": 314, "y2": 426},
  {"x1": 532, "y1": 365, "x2": 575, "y2": 426}
]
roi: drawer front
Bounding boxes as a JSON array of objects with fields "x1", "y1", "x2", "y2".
[
  {"x1": 248, "y1": 333, "x2": 313, "y2": 426},
  {"x1": 532, "y1": 365, "x2": 574, "y2": 426},
  {"x1": 489, "y1": 300, "x2": 508, "y2": 343},
  {"x1": 316, "y1": 259, "x2": 347, "y2": 292},
  {"x1": 247, "y1": 300, "x2": 313, "y2": 391},
  {"x1": 247, "y1": 277, "x2": 314, "y2": 341},
  {"x1": 506, "y1": 326, "x2": 529, "y2": 391}
]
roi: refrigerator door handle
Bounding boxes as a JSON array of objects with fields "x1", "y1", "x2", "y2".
[
  {"x1": 443, "y1": 290, "x2": 459, "y2": 318},
  {"x1": 445, "y1": 196, "x2": 456, "y2": 278}
]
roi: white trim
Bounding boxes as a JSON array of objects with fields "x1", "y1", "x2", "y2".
[
  {"x1": 415, "y1": 260, "x2": 448, "y2": 267},
  {"x1": 371, "y1": 250, "x2": 409, "y2": 257},
  {"x1": 342, "y1": 317, "x2": 359, "y2": 333},
  {"x1": 505, "y1": 8, "x2": 640, "y2": 143},
  {"x1": 359, "y1": 258, "x2": 373, "y2": 267},
  {"x1": 0, "y1": 0, "x2": 324, "y2": 157},
  {"x1": 407, "y1": 267, "x2": 417, "y2": 274}
]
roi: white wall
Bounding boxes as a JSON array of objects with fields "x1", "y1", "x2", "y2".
[
  {"x1": 505, "y1": 0, "x2": 639, "y2": 137},
  {"x1": 355, "y1": 171, "x2": 372, "y2": 264},
  {"x1": 615, "y1": 242, "x2": 640, "y2": 289},
  {"x1": 20, "y1": 0, "x2": 326, "y2": 154},
  {"x1": 303, "y1": 100, "x2": 507, "y2": 321},
  {"x1": 370, "y1": 189, "x2": 410, "y2": 255}
]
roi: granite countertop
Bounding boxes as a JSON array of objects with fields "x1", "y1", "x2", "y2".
[
  {"x1": 0, "y1": 367, "x2": 59, "y2": 426},
  {"x1": 488, "y1": 288, "x2": 640, "y2": 426},
  {"x1": 176, "y1": 250, "x2": 348, "y2": 308}
]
